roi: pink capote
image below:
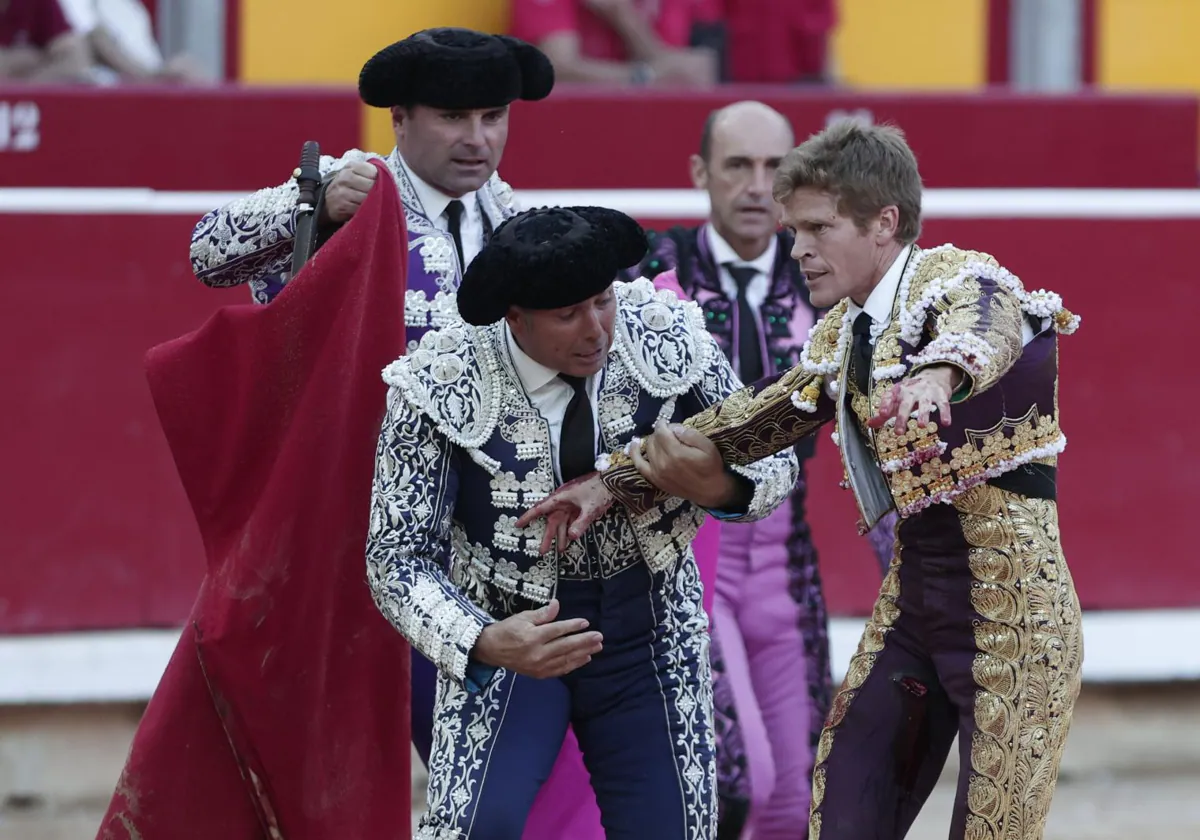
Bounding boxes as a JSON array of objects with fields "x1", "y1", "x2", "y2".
[{"x1": 520, "y1": 270, "x2": 722, "y2": 839}]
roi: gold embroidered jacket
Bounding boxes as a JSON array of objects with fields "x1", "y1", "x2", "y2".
[{"x1": 600, "y1": 245, "x2": 1079, "y2": 524}]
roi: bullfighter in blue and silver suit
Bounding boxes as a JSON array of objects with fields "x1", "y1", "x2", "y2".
[
  {"x1": 364, "y1": 206, "x2": 798, "y2": 839},
  {"x1": 183, "y1": 27, "x2": 553, "y2": 770}
]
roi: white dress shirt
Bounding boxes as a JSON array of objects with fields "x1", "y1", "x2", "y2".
[
  {"x1": 505, "y1": 325, "x2": 603, "y2": 484},
  {"x1": 707, "y1": 224, "x2": 776, "y2": 311},
  {"x1": 706, "y1": 225, "x2": 777, "y2": 379},
  {"x1": 849, "y1": 244, "x2": 1035, "y2": 347},
  {"x1": 397, "y1": 156, "x2": 486, "y2": 267}
]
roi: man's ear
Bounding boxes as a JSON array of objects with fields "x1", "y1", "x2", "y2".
[
  {"x1": 505, "y1": 306, "x2": 525, "y2": 336},
  {"x1": 876, "y1": 205, "x2": 900, "y2": 243},
  {"x1": 689, "y1": 154, "x2": 709, "y2": 190}
]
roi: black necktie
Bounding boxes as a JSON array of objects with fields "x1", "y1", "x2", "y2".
[
  {"x1": 849, "y1": 310, "x2": 874, "y2": 396},
  {"x1": 558, "y1": 374, "x2": 595, "y2": 483},
  {"x1": 726, "y1": 265, "x2": 764, "y2": 384},
  {"x1": 445, "y1": 199, "x2": 465, "y2": 268}
]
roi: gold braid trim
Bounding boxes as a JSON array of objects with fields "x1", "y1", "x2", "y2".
[{"x1": 600, "y1": 365, "x2": 827, "y2": 516}]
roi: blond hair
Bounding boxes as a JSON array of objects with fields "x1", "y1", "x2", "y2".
[{"x1": 773, "y1": 120, "x2": 923, "y2": 243}]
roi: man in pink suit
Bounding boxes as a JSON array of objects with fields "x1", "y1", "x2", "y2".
[{"x1": 625, "y1": 101, "x2": 894, "y2": 839}]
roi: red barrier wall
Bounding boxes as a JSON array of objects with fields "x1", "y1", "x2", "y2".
[
  {"x1": 1, "y1": 211, "x2": 1196, "y2": 633},
  {"x1": 1, "y1": 85, "x2": 1197, "y2": 633},
  {"x1": 0, "y1": 86, "x2": 1195, "y2": 190},
  {"x1": 1, "y1": 216, "x2": 242, "y2": 631},
  {"x1": 504, "y1": 87, "x2": 1200, "y2": 189},
  {"x1": 0, "y1": 85, "x2": 361, "y2": 190}
]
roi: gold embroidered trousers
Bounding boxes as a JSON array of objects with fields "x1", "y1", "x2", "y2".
[{"x1": 809, "y1": 485, "x2": 1083, "y2": 840}]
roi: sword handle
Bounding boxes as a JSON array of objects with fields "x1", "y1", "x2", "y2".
[
  {"x1": 293, "y1": 140, "x2": 321, "y2": 210},
  {"x1": 290, "y1": 140, "x2": 322, "y2": 277}
]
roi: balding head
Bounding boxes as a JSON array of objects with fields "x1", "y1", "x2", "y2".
[
  {"x1": 692, "y1": 101, "x2": 795, "y2": 261},
  {"x1": 700, "y1": 101, "x2": 794, "y2": 163}
]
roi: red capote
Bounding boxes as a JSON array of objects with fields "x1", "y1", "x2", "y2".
[{"x1": 97, "y1": 158, "x2": 412, "y2": 839}]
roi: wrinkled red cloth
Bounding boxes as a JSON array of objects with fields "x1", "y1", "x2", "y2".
[{"x1": 97, "y1": 158, "x2": 412, "y2": 840}]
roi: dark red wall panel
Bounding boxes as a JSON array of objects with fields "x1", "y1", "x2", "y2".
[{"x1": 1, "y1": 212, "x2": 1195, "y2": 632}]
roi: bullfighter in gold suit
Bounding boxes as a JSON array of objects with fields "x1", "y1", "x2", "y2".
[{"x1": 520, "y1": 120, "x2": 1084, "y2": 840}]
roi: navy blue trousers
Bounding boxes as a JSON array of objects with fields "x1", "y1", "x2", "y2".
[
  {"x1": 411, "y1": 652, "x2": 437, "y2": 764},
  {"x1": 416, "y1": 559, "x2": 716, "y2": 840}
]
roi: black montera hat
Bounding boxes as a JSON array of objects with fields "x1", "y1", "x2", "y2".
[
  {"x1": 457, "y1": 207, "x2": 648, "y2": 326},
  {"x1": 359, "y1": 28, "x2": 554, "y2": 110}
]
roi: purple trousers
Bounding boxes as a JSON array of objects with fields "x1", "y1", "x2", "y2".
[
  {"x1": 810, "y1": 486, "x2": 1083, "y2": 840},
  {"x1": 712, "y1": 497, "x2": 815, "y2": 839}
]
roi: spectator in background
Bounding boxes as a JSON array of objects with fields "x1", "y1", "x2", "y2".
[
  {"x1": 510, "y1": 0, "x2": 721, "y2": 87},
  {"x1": 0, "y1": 0, "x2": 90, "y2": 82},
  {"x1": 725, "y1": 0, "x2": 835, "y2": 84},
  {"x1": 625, "y1": 101, "x2": 893, "y2": 839},
  {"x1": 58, "y1": 0, "x2": 208, "y2": 84}
]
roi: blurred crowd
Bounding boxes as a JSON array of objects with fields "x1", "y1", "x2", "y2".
[
  {"x1": 0, "y1": 0, "x2": 207, "y2": 85},
  {"x1": 509, "y1": 0, "x2": 836, "y2": 87},
  {"x1": 0, "y1": 0, "x2": 836, "y2": 87}
]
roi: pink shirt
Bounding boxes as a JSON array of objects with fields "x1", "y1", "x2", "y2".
[
  {"x1": 726, "y1": 0, "x2": 835, "y2": 81},
  {"x1": 511, "y1": 0, "x2": 719, "y2": 61},
  {"x1": 0, "y1": 0, "x2": 72, "y2": 48}
]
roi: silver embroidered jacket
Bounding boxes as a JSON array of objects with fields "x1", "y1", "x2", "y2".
[
  {"x1": 365, "y1": 279, "x2": 799, "y2": 684},
  {"x1": 188, "y1": 148, "x2": 519, "y2": 349}
]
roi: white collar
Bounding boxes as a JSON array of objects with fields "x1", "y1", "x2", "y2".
[
  {"x1": 505, "y1": 322, "x2": 562, "y2": 394},
  {"x1": 706, "y1": 224, "x2": 777, "y2": 275},
  {"x1": 396, "y1": 152, "x2": 477, "y2": 223},
  {"x1": 847, "y1": 244, "x2": 913, "y2": 325}
]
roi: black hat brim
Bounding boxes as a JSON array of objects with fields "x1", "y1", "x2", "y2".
[
  {"x1": 359, "y1": 28, "x2": 554, "y2": 110},
  {"x1": 457, "y1": 206, "x2": 648, "y2": 326}
]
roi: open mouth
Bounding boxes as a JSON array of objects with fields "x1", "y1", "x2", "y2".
[{"x1": 575, "y1": 348, "x2": 603, "y2": 363}]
